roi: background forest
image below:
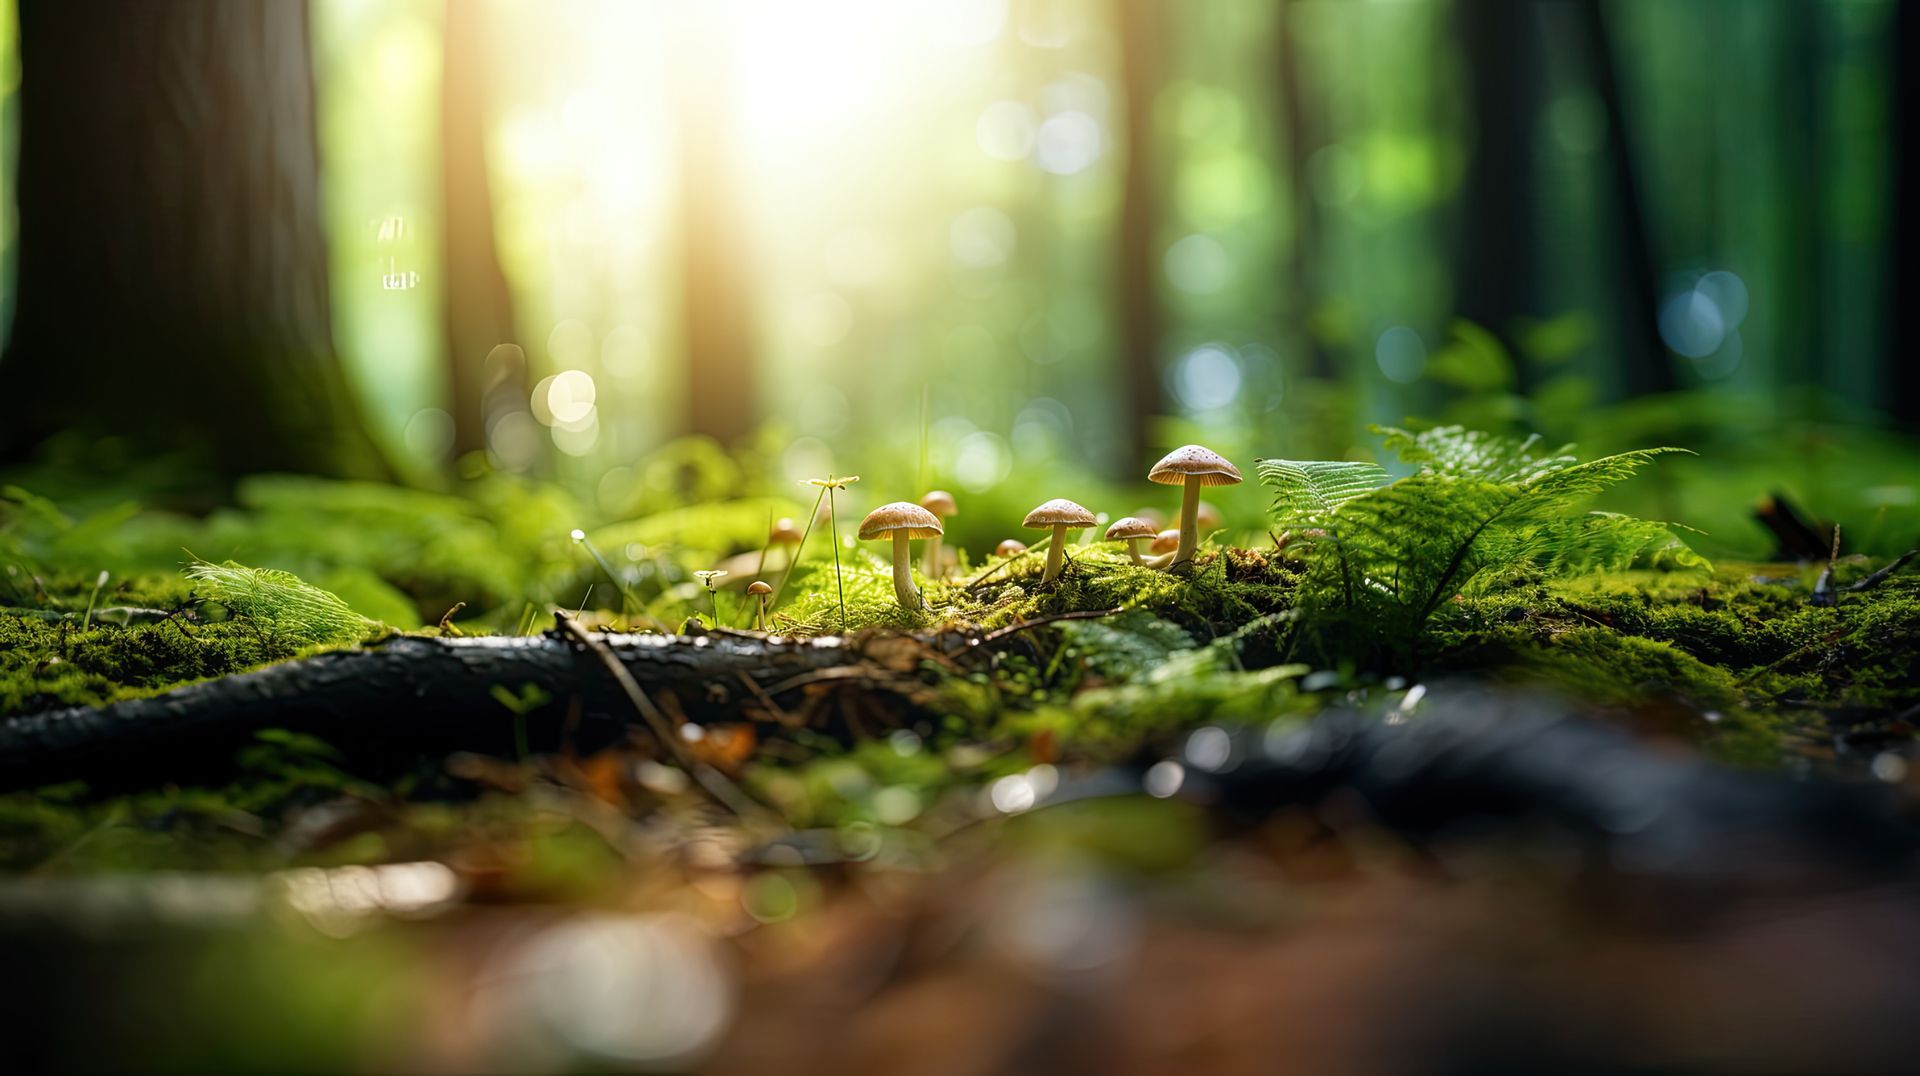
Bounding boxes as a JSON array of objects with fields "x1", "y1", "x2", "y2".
[
  {"x1": 2, "y1": 0, "x2": 1916, "y2": 565},
  {"x1": 3, "y1": 2, "x2": 1920, "y2": 1073}
]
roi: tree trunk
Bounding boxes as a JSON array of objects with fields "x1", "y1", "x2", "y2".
[
  {"x1": 1277, "y1": 0, "x2": 1334, "y2": 381},
  {"x1": 1454, "y1": 0, "x2": 1543, "y2": 396},
  {"x1": 0, "y1": 0, "x2": 389, "y2": 481},
  {"x1": 675, "y1": 20, "x2": 755, "y2": 446},
  {"x1": 1887, "y1": 0, "x2": 1919, "y2": 427},
  {"x1": 1114, "y1": 0, "x2": 1165, "y2": 474},
  {"x1": 1572, "y1": 0, "x2": 1673, "y2": 398},
  {"x1": 439, "y1": 0, "x2": 534, "y2": 467}
]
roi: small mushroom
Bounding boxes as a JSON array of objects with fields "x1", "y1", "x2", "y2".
[
  {"x1": 1022, "y1": 498, "x2": 1097, "y2": 583},
  {"x1": 919, "y1": 490, "x2": 958, "y2": 579},
  {"x1": 1150, "y1": 529, "x2": 1180, "y2": 556},
  {"x1": 747, "y1": 579, "x2": 773, "y2": 630},
  {"x1": 996, "y1": 538, "x2": 1028, "y2": 559},
  {"x1": 1149, "y1": 445, "x2": 1243, "y2": 566},
  {"x1": 857, "y1": 501, "x2": 944, "y2": 610},
  {"x1": 1104, "y1": 516, "x2": 1159, "y2": 565}
]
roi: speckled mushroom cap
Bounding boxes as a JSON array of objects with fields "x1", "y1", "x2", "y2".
[
  {"x1": 1105, "y1": 516, "x2": 1158, "y2": 541},
  {"x1": 1023, "y1": 498, "x2": 1097, "y2": 529},
  {"x1": 858, "y1": 502, "x2": 944, "y2": 540},
  {"x1": 919, "y1": 490, "x2": 958, "y2": 517},
  {"x1": 1149, "y1": 445, "x2": 1242, "y2": 487},
  {"x1": 1149, "y1": 528, "x2": 1181, "y2": 554}
]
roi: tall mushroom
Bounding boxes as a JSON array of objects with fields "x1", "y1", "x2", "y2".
[
  {"x1": 1149, "y1": 445, "x2": 1242, "y2": 566},
  {"x1": 919, "y1": 490, "x2": 958, "y2": 578},
  {"x1": 1104, "y1": 516, "x2": 1158, "y2": 565},
  {"x1": 858, "y1": 501, "x2": 944, "y2": 610},
  {"x1": 1022, "y1": 498, "x2": 1097, "y2": 583},
  {"x1": 747, "y1": 579, "x2": 773, "y2": 630}
]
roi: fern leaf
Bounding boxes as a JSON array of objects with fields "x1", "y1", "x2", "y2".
[
  {"x1": 1256, "y1": 459, "x2": 1391, "y2": 529},
  {"x1": 1376, "y1": 425, "x2": 1576, "y2": 484},
  {"x1": 185, "y1": 560, "x2": 377, "y2": 644}
]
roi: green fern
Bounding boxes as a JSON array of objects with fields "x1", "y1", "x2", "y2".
[
  {"x1": 185, "y1": 560, "x2": 378, "y2": 644},
  {"x1": 1260, "y1": 427, "x2": 1703, "y2": 665}
]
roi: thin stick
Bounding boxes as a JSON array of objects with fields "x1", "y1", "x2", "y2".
[
  {"x1": 978, "y1": 607, "x2": 1123, "y2": 645},
  {"x1": 1844, "y1": 549, "x2": 1918, "y2": 593},
  {"x1": 771, "y1": 485, "x2": 829, "y2": 609},
  {"x1": 553, "y1": 611, "x2": 770, "y2": 822}
]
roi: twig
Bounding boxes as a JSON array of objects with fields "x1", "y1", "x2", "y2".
[
  {"x1": 553, "y1": 610, "x2": 772, "y2": 823},
  {"x1": 437, "y1": 602, "x2": 466, "y2": 636},
  {"x1": 1811, "y1": 525, "x2": 1842, "y2": 607},
  {"x1": 978, "y1": 607, "x2": 1124, "y2": 646},
  {"x1": 1843, "y1": 549, "x2": 1918, "y2": 594}
]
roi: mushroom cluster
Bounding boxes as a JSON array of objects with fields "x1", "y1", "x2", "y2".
[{"x1": 770, "y1": 443, "x2": 1240, "y2": 618}]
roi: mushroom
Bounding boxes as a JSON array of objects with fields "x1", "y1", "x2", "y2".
[
  {"x1": 919, "y1": 490, "x2": 958, "y2": 579},
  {"x1": 996, "y1": 538, "x2": 1028, "y2": 558},
  {"x1": 1149, "y1": 445, "x2": 1243, "y2": 566},
  {"x1": 1022, "y1": 499, "x2": 1097, "y2": 583},
  {"x1": 746, "y1": 579, "x2": 773, "y2": 631},
  {"x1": 1150, "y1": 529, "x2": 1180, "y2": 556},
  {"x1": 1104, "y1": 516, "x2": 1159, "y2": 565},
  {"x1": 857, "y1": 501, "x2": 944, "y2": 610}
]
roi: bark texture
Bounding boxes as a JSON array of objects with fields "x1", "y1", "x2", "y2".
[
  {"x1": 0, "y1": 629, "x2": 931, "y2": 792},
  {"x1": 0, "y1": 0, "x2": 387, "y2": 479}
]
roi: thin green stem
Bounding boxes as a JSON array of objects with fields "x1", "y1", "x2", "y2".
[{"x1": 828, "y1": 487, "x2": 846, "y2": 631}]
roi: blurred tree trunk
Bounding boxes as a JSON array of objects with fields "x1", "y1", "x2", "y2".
[
  {"x1": 439, "y1": 0, "x2": 534, "y2": 469},
  {"x1": 0, "y1": 0, "x2": 389, "y2": 481},
  {"x1": 675, "y1": 18, "x2": 755, "y2": 446},
  {"x1": 1887, "y1": 0, "x2": 1918, "y2": 426},
  {"x1": 1115, "y1": 0, "x2": 1164, "y2": 472},
  {"x1": 1455, "y1": 0, "x2": 1543, "y2": 395},
  {"x1": 1277, "y1": 0, "x2": 1333, "y2": 381},
  {"x1": 1572, "y1": 0, "x2": 1673, "y2": 398}
]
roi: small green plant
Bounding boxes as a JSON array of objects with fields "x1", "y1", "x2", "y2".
[
  {"x1": 1260, "y1": 426, "x2": 1703, "y2": 667},
  {"x1": 184, "y1": 560, "x2": 378, "y2": 645}
]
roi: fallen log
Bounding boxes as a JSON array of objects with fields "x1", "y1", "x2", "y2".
[{"x1": 0, "y1": 626, "x2": 934, "y2": 793}]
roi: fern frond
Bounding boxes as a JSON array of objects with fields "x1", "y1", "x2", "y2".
[
  {"x1": 185, "y1": 560, "x2": 377, "y2": 644},
  {"x1": 1491, "y1": 512, "x2": 1709, "y2": 579},
  {"x1": 1376, "y1": 425, "x2": 1576, "y2": 484},
  {"x1": 1257, "y1": 459, "x2": 1391, "y2": 530}
]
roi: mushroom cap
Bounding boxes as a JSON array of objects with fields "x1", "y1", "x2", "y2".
[
  {"x1": 1195, "y1": 501, "x2": 1225, "y2": 529},
  {"x1": 919, "y1": 490, "x2": 958, "y2": 517},
  {"x1": 1022, "y1": 498, "x2": 1097, "y2": 530},
  {"x1": 770, "y1": 518, "x2": 803, "y2": 544},
  {"x1": 996, "y1": 539, "x2": 1028, "y2": 557},
  {"x1": 1105, "y1": 516, "x2": 1158, "y2": 541},
  {"x1": 1148, "y1": 445, "x2": 1242, "y2": 487},
  {"x1": 1149, "y1": 528, "x2": 1181, "y2": 554},
  {"x1": 746, "y1": 580, "x2": 773, "y2": 595},
  {"x1": 858, "y1": 501, "x2": 944, "y2": 540}
]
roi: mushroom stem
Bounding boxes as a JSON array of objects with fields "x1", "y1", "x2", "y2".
[
  {"x1": 923, "y1": 533, "x2": 943, "y2": 579},
  {"x1": 1043, "y1": 525, "x2": 1067, "y2": 583},
  {"x1": 755, "y1": 596, "x2": 768, "y2": 631},
  {"x1": 1124, "y1": 538, "x2": 1145, "y2": 565},
  {"x1": 891, "y1": 530, "x2": 922, "y2": 609},
  {"x1": 1174, "y1": 477, "x2": 1201, "y2": 565}
]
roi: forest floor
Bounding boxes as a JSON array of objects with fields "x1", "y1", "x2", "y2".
[{"x1": 2, "y1": 463, "x2": 1919, "y2": 1072}]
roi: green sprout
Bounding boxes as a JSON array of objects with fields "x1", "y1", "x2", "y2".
[
  {"x1": 799, "y1": 474, "x2": 859, "y2": 632},
  {"x1": 693, "y1": 569, "x2": 728, "y2": 624}
]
